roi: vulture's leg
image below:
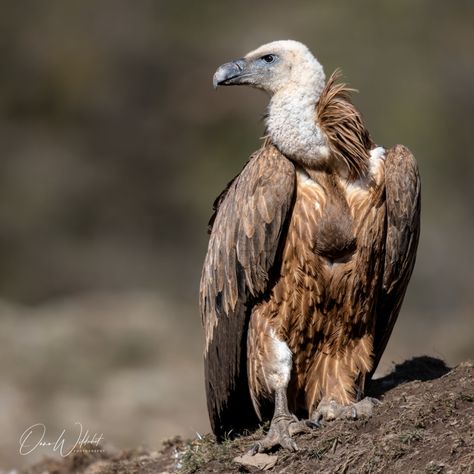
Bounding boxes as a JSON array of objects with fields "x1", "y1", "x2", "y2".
[
  {"x1": 247, "y1": 321, "x2": 308, "y2": 454},
  {"x1": 249, "y1": 386, "x2": 309, "y2": 454}
]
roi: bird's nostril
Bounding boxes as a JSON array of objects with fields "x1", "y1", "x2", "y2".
[{"x1": 235, "y1": 59, "x2": 245, "y2": 71}]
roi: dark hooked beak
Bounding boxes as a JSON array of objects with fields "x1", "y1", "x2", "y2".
[{"x1": 213, "y1": 58, "x2": 248, "y2": 89}]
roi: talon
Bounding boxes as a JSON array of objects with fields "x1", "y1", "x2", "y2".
[
  {"x1": 305, "y1": 419, "x2": 321, "y2": 429},
  {"x1": 282, "y1": 437, "x2": 298, "y2": 452},
  {"x1": 251, "y1": 416, "x2": 303, "y2": 453},
  {"x1": 368, "y1": 397, "x2": 382, "y2": 406},
  {"x1": 247, "y1": 443, "x2": 260, "y2": 456}
]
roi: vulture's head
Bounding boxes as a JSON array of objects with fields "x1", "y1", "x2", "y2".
[{"x1": 213, "y1": 40, "x2": 325, "y2": 97}]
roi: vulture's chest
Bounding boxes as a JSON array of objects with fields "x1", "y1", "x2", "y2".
[
  {"x1": 268, "y1": 159, "x2": 386, "y2": 352},
  {"x1": 291, "y1": 169, "x2": 369, "y2": 263}
]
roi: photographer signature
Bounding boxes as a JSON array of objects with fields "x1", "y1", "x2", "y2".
[{"x1": 19, "y1": 422, "x2": 104, "y2": 457}]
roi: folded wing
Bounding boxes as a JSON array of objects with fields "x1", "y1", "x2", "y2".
[
  {"x1": 200, "y1": 142, "x2": 295, "y2": 438},
  {"x1": 372, "y1": 145, "x2": 421, "y2": 375}
]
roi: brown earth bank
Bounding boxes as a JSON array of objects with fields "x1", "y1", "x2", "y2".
[{"x1": 21, "y1": 357, "x2": 474, "y2": 474}]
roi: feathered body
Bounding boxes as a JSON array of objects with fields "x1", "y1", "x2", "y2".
[{"x1": 201, "y1": 41, "x2": 420, "y2": 443}]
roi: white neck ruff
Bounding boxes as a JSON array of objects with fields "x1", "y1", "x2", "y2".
[{"x1": 266, "y1": 84, "x2": 329, "y2": 161}]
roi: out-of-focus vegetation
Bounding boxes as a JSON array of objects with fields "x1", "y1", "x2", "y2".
[{"x1": 0, "y1": 0, "x2": 473, "y2": 469}]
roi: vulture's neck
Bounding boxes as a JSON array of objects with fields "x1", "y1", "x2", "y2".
[{"x1": 266, "y1": 85, "x2": 330, "y2": 166}]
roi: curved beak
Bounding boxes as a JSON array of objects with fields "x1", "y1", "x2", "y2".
[{"x1": 213, "y1": 58, "x2": 248, "y2": 89}]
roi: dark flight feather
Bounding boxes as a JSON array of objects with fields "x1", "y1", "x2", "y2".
[
  {"x1": 370, "y1": 145, "x2": 421, "y2": 377},
  {"x1": 200, "y1": 142, "x2": 295, "y2": 437}
]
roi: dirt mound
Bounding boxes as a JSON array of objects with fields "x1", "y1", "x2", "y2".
[{"x1": 22, "y1": 357, "x2": 474, "y2": 473}]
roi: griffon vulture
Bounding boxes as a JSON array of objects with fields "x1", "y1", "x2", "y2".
[{"x1": 200, "y1": 40, "x2": 420, "y2": 452}]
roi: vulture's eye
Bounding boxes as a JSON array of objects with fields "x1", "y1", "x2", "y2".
[{"x1": 261, "y1": 54, "x2": 275, "y2": 64}]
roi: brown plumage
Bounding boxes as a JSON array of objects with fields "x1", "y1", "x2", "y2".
[
  {"x1": 316, "y1": 70, "x2": 374, "y2": 180},
  {"x1": 202, "y1": 41, "x2": 420, "y2": 446}
]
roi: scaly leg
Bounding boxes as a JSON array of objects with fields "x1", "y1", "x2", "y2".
[
  {"x1": 249, "y1": 387, "x2": 309, "y2": 453},
  {"x1": 248, "y1": 329, "x2": 310, "y2": 454}
]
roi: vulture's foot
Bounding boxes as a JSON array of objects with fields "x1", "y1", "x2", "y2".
[
  {"x1": 248, "y1": 414, "x2": 309, "y2": 454},
  {"x1": 312, "y1": 397, "x2": 381, "y2": 423}
]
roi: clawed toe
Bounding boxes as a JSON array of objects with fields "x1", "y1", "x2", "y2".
[
  {"x1": 311, "y1": 397, "x2": 381, "y2": 423},
  {"x1": 304, "y1": 419, "x2": 321, "y2": 429},
  {"x1": 248, "y1": 415, "x2": 306, "y2": 454},
  {"x1": 355, "y1": 397, "x2": 381, "y2": 417}
]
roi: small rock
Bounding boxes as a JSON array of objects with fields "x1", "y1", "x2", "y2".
[{"x1": 233, "y1": 453, "x2": 278, "y2": 470}]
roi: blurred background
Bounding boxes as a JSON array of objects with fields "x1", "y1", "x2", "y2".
[{"x1": 0, "y1": 0, "x2": 473, "y2": 469}]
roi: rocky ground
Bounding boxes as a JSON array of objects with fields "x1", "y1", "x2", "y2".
[{"x1": 20, "y1": 357, "x2": 474, "y2": 473}]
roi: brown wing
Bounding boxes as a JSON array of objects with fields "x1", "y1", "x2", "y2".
[
  {"x1": 371, "y1": 145, "x2": 421, "y2": 375},
  {"x1": 200, "y1": 141, "x2": 295, "y2": 438}
]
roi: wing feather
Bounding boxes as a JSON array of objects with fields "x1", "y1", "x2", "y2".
[
  {"x1": 200, "y1": 141, "x2": 295, "y2": 437},
  {"x1": 372, "y1": 145, "x2": 421, "y2": 374}
]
